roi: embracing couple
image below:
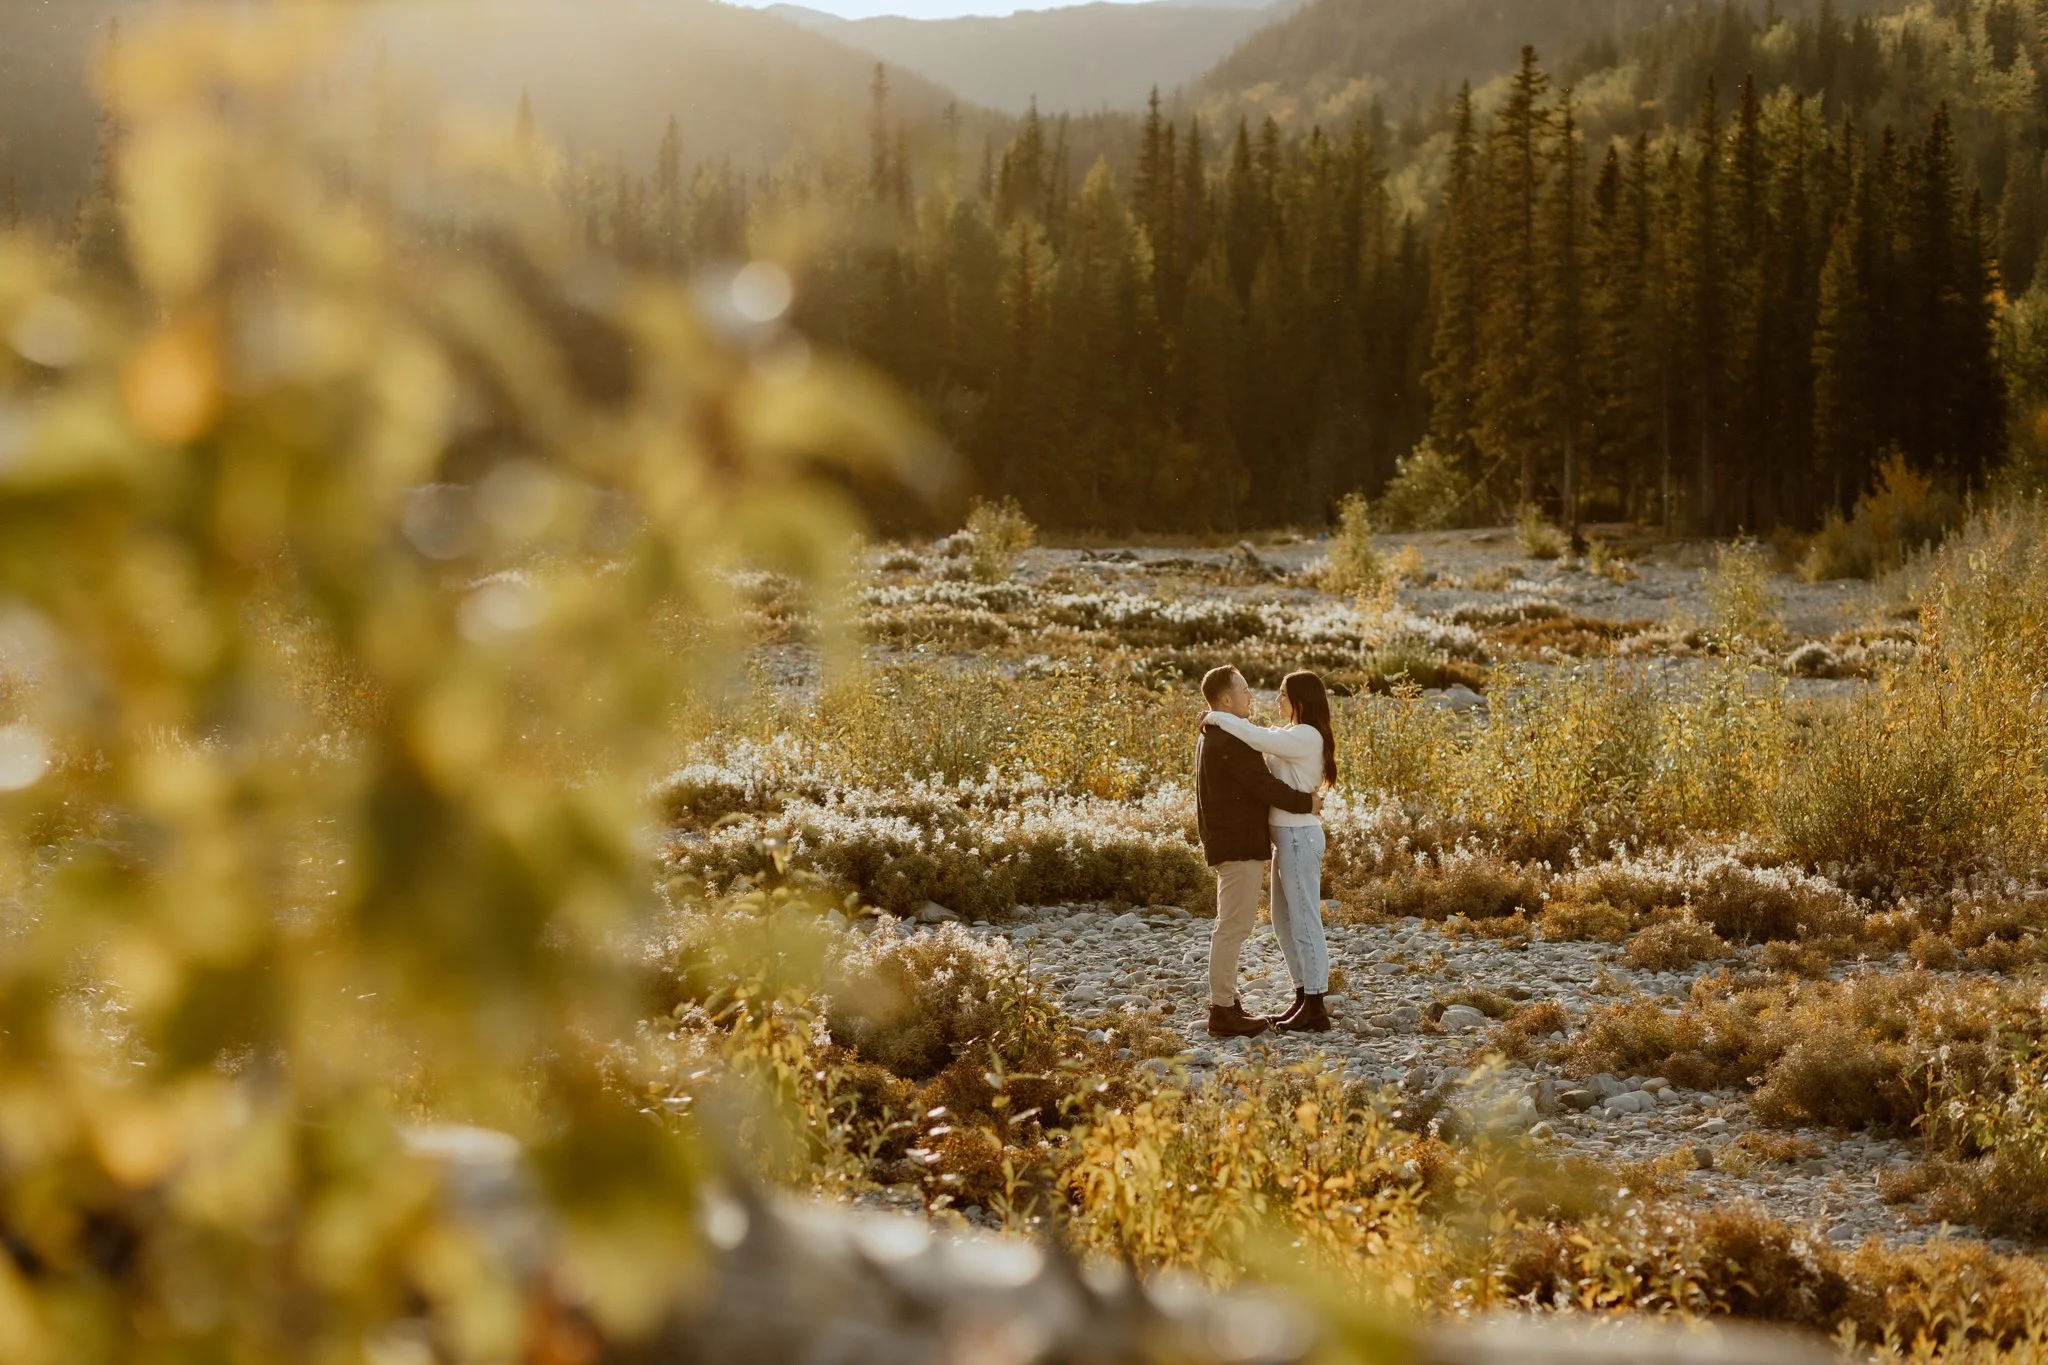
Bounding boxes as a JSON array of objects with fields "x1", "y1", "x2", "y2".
[{"x1": 1195, "y1": 664, "x2": 1339, "y2": 1039}]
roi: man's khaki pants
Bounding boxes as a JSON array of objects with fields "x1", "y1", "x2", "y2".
[{"x1": 1208, "y1": 860, "x2": 1264, "y2": 1007}]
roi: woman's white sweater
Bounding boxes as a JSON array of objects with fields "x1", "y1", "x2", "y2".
[{"x1": 1201, "y1": 711, "x2": 1323, "y2": 827}]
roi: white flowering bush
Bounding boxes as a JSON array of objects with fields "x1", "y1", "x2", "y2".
[{"x1": 665, "y1": 777, "x2": 1209, "y2": 919}]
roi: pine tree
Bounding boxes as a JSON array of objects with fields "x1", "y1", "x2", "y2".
[
  {"x1": 1537, "y1": 88, "x2": 1588, "y2": 535},
  {"x1": 655, "y1": 116, "x2": 684, "y2": 270},
  {"x1": 1814, "y1": 127, "x2": 1878, "y2": 511},
  {"x1": 1477, "y1": 47, "x2": 1553, "y2": 507},
  {"x1": 1180, "y1": 118, "x2": 1211, "y2": 279},
  {"x1": 1762, "y1": 95, "x2": 1822, "y2": 525},
  {"x1": 997, "y1": 102, "x2": 1049, "y2": 228},
  {"x1": 515, "y1": 91, "x2": 542, "y2": 186},
  {"x1": 1997, "y1": 148, "x2": 2045, "y2": 295},
  {"x1": 1680, "y1": 79, "x2": 1731, "y2": 532},
  {"x1": 1134, "y1": 89, "x2": 1177, "y2": 263},
  {"x1": 995, "y1": 220, "x2": 1048, "y2": 500},
  {"x1": 1589, "y1": 135, "x2": 1663, "y2": 518},
  {"x1": 868, "y1": 64, "x2": 893, "y2": 206},
  {"x1": 1224, "y1": 120, "x2": 1263, "y2": 307},
  {"x1": 75, "y1": 17, "x2": 129, "y2": 278},
  {"x1": 1425, "y1": 83, "x2": 1486, "y2": 477},
  {"x1": 1727, "y1": 75, "x2": 1771, "y2": 528}
]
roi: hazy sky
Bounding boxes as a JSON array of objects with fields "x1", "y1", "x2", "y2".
[{"x1": 730, "y1": 0, "x2": 1156, "y2": 20}]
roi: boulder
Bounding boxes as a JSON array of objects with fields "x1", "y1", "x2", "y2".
[
  {"x1": 917, "y1": 902, "x2": 960, "y2": 924},
  {"x1": 1441, "y1": 684, "x2": 1486, "y2": 714},
  {"x1": 1438, "y1": 1004, "x2": 1488, "y2": 1032},
  {"x1": 1558, "y1": 1088, "x2": 1599, "y2": 1112}
]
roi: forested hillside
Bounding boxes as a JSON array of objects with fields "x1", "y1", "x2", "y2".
[
  {"x1": 571, "y1": 0, "x2": 2034, "y2": 533},
  {"x1": 1195, "y1": 0, "x2": 1676, "y2": 128},
  {"x1": 16, "y1": 0, "x2": 2048, "y2": 533}
]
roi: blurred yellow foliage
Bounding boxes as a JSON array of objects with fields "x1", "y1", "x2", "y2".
[{"x1": 0, "y1": 3, "x2": 933, "y2": 1360}]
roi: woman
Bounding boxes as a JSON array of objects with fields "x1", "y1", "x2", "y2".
[{"x1": 1201, "y1": 670, "x2": 1338, "y2": 1033}]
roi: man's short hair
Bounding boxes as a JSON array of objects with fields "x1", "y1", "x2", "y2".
[{"x1": 1201, "y1": 666, "x2": 1242, "y2": 707}]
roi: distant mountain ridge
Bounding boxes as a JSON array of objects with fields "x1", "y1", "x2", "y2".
[
  {"x1": 769, "y1": 0, "x2": 1295, "y2": 113},
  {"x1": 0, "y1": 0, "x2": 980, "y2": 221}
]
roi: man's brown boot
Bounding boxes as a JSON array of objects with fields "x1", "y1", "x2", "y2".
[
  {"x1": 1206, "y1": 999, "x2": 1270, "y2": 1038},
  {"x1": 1275, "y1": 993, "x2": 1331, "y2": 1033}
]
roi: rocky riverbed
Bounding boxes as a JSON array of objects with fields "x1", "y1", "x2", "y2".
[{"x1": 886, "y1": 903, "x2": 2002, "y2": 1253}]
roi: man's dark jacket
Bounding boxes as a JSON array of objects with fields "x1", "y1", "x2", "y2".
[{"x1": 1195, "y1": 723, "x2": 1315, "y2": 866}]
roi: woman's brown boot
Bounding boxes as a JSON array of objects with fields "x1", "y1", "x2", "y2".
[
  {"x1": 1275, "y1": 993, "x2": 1331, "y2": 1033},
  {"x1": 1270, "y1": 987, "x2": 1305, "y2": 1025}
]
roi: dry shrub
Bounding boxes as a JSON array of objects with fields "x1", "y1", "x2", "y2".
[
  {"x1": 1485, "y1": 1000, "x2": 1570, "y2": 1061},
  {"x1": 1800, "y1": 452, "x2": 1959, "y2": 581},
  {"x1": 1754, "y1": 940, "x2": 1842, "y2": 977},
  {"x1": 1937, "y1": 888, "x2": 2048, "y2": 971},
  {"x1": 925, "y1": 1124, "x2": 1012, "y2": 1205},
  {"x1": 1537, "y1": 898, "x2": 1637, "y2": 942},
  {"x1": 1441, "y1": 909, "x2": 1532, "y2": 941},
  {"x1": 1318, "y1": 492, "x2": 1383, "y2": 594},
  {"x1": 1339, "y1": 851, "x2": 1549, "y2": 923},
  {"x1": 1499, "y1": 1201, "x2": 1848, "y2": 1327},
  {"x1": 1919, "y1": 1034, "x2": 2048, "y2": 1241},
  {"x1": 1566, "y1": 969, "x2": 2025, "y2": 1134},
  {"x1": 825, "y1": 1051, "x2": 919, "y2": 1160},
  {"x1": 648, "y1": 899, "x2": 843, "y2": 1019},
  {"x1": 1908, "y1": 929, "x2": 1957, "y2": 970},
  {"x1": 1775, "y1": 692, "x2": 1985, "y2": 886},
  {"x1": 1685, "y1": 860, "x2": 1863, "y2": 944},
  {"x1": 1624, "y1": 915, "x2": 1728, "y2": 971},
  {"x1": 1690, "y1": 1205, "x2": 1849, "y2": 1323},
  {"x1": 1840, "y1": 1238, "x2": 2048, "y2": 1348},
  {"x1": 1430, "y1": 986, "x2": 1520, "y2": 1020},
  {"x1": 965, "y1": 496, "x2": 1036, "y2": 583},
  {"x1": 1861, "y1": 906, "x2": 1924, "y2": 952},
  {"x1": 1516, "y1": 504, "x2": 1566, "y2": 559},
  {"x1": 1061, "y1": 1066, "x2": 1429, "y2": 1282},
  {"x1": 1755, "y1": 975, "x2": 2012, "y2": 1131},
  {"x1": 1386, "y1": 544, "x2": 1429, "y2": 585},
  {"x1": 1459, "y1": 664, "x2": 1660, "y2": 861},
  {"x1": 1921, "y1": 1151, "x2": 2048, "y2": 1242},
  {"x1": 1703, "y1": 541, "x2": 1786, "y2": 653},
  {"x1": 1566, "y1": 991, "x2": 1761, "y2": 1091},
  {"x1": 1376, "y1": 440, "x2": 1474, "y2": 531},
  {"x1": 824, "y1": 924, "x2": 1059, "y2": 1080},
  {"x1": 1489, "y1": 613, "x2": 1652, "y2": 658},
  {"x1": 921, "y1": 1047, "x2": 1062, "y2": 1136},
  {"x1": 1878, "y1": 1162, "x2": 1936, "y2": 1204},
  {"x1": 1729, "y1": 1131, "x2": 1821, "y2": 1165}
]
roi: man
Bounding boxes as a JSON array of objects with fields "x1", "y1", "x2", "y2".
[{"x1": 1195, "y1": 665, "x2": 1320, "y2": 1038}]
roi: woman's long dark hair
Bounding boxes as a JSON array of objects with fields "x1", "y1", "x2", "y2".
[{"x1": 1279, "y1": 670, "x2": 1338, "y2": 789}]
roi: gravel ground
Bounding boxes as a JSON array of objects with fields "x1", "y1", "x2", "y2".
[
  {"x1": 914, "y1": 904, "x2": 2009, "y2": 1253},
  {"x1": 1033, "y1": 526, "x2": 1884, "y2": 641}
]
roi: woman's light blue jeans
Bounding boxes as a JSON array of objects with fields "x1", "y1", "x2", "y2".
[{"x1": 1269, "y1": 823, "x2": 1329, "y2": 994}]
